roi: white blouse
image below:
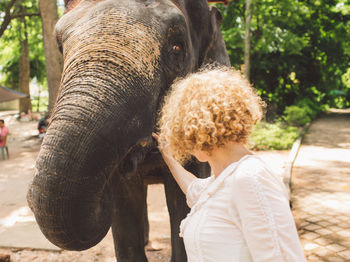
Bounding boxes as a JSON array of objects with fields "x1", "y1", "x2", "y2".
[{"x1": 180, "y1": 155, "x2": 306, "y2": 262}]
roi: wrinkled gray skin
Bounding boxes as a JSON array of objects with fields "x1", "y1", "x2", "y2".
[{"x1": 28, "y1": 0, "x2": 230, "y2": 261}]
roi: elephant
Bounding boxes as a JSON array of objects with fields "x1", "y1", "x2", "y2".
[{"x1": 27, "y1": 0, "x2": 230, "y2": 261}]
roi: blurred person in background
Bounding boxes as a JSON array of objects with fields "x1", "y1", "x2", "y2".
[{"x1": 0, "y1": 119, "x2": 9, "y2": 147}]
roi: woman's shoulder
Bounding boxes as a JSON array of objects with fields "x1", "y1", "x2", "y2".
[
  {"x1": 226, "y1": 154, "x2": 288, "y2": 198},
  {"x1": 226, "y1": 155, "x2": 281, "y2": 186},
  {"x1": 235, "y1": 154, "x2": 268, "y2": 174}
]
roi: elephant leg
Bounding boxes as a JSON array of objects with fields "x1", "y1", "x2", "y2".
[
  {"x1": 163, "y1": 171, "x2": 189, "y2": 262},
  {"x1": 144, "y1": 185, "x2": 149, "y2": 246},
  {"x1": 111, "y1": 173, "x2": 148, "y2": 262}
]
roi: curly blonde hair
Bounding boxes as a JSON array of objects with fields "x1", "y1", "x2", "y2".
[{"x1": 158, "y1": 66, "x2": 264, "y2": 163}]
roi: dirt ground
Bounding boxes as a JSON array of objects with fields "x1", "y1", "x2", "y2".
[{"x1": 0, "y1": 111, "x2": 289, "y2": 262}]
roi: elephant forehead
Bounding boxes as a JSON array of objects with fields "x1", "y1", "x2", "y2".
[{"x1": 63, "y1": 7, "x2": 162, "y2": 80}]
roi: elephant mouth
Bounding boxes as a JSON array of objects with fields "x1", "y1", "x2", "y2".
[{"x1": 116, "y1": 136, "x2": 166, "y2": 182}]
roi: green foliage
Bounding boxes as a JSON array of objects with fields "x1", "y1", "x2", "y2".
[
  {"x1": 294, "y1": 98, "x2": 324, "y2": 119},
  {"x1": 0, "y1": 0, "x2": 48, "y2": 112},
  {"x1": 31, "y1": 95, "x2": 48, "y2": 112},
  {"x1": 57, "y1": 0, "x2": 65, "y2": 17},
  {"x1": 216, "y1": 0, "x2": 350, "y2": 111},
  {"x1": 249, "y1": 121, "x2": 300, "y2": 150},
  {"x1": 0, "y1": 0, "x2": 47, "y2": 88},
  {"x1": 282, "y1": 105, "x2": 311, "y2": 127},
  {"x1": 282, "y1": 96, "x2": 330, "y2": 126},
  {"x1": 342, "y1": 68, "x2": 350, "y2": 89}
]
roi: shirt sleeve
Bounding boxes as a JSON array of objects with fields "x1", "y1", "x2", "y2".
[
  {"x1": 186, "y1": 177, "x2": 213, "y2": 208},
  {"x1": 231, "y1": 162, "x2": 306, "y2": 262}
]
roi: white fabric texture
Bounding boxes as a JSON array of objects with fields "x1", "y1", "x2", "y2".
[{"x1": 180, "y1": 155, "x2": 306, "y2": 262}]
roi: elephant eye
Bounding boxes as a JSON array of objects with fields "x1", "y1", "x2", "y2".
[{"x1": 171, "y1": 43, "x2": 183, "y2": 55}]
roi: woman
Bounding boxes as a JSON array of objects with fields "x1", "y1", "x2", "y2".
[{"x1": 153, "y1": 66, "x2": 306, "y2": 262}]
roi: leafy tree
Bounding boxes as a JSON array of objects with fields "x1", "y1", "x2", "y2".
[
  {"x1": 0, "y1": 0, "x2": 18, "y2": 38},
  {"x1": 0, "y1": 0, "x2": 46, "y2": 112},
  {"x1": 217, "y1": 0, "x2": 350, "y2": 113},
  {"x1": 0, "y1": 0, "x2": 63, "y2": 113},
  {"x1": 0, "y1": 12, "x2": 45, "y2": 85}
]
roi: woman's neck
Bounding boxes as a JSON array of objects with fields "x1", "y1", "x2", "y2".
[{"x1": 208, "y1": 143, "x2": 252, "y2": 178}]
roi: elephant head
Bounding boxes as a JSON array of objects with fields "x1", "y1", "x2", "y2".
[{"x1": 28, "y1": 0, "x2": 230, "y2": 252}]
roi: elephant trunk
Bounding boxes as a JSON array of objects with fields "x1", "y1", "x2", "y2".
[
  {"x1": 29, "y1": 83, "x2": 125, "y2": 250},
  {"x1": 29, "y1": 120, "x2": 114, "y2": 250},
  {"x1": 29, "y1": 61, "x2": 159, "y2": 251}
]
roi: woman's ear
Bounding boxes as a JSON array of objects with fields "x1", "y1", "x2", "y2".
[{"x1": 202, "y1": 6, "x2": 231, "y2": 66}]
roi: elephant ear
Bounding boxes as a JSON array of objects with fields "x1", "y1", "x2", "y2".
[{"x1": 202, "y1": 6, "x2": 231, "y2": 66}]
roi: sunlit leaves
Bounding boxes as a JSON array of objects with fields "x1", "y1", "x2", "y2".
[
  {"x1": 216, "y1": 0, "x2": 350, "y2": 110},
  {"x1": 0, "y1": 0, "x2": 46, "y2": 89}
]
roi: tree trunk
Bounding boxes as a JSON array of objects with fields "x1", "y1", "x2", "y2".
[
  {"x1": 244, "y1": 0, "x2": 253, "y2": 81},
  {"x1": 39, "y1": 0, "x2": 63, "y2": 113},
  {"x1": 18, "y1": 16, "x2": 32, "y2": 114}
]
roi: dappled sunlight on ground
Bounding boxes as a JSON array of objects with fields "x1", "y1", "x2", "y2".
[
  {"x1": 0, "y1": 207, "x2": 35, "y2": 228},
  {"x1": 292, "y1": 110, "x2": 350, "y2": 261}
]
